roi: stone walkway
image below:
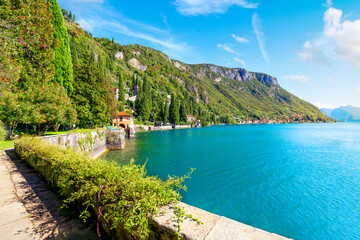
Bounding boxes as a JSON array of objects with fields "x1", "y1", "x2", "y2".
[{"x1": 0, "y1": 150, "x2": 99, "y2": 240}]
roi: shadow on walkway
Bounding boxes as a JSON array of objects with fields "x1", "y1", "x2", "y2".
[{"x1": 3, "y1": 149, "x2": 101, "y2": 240}]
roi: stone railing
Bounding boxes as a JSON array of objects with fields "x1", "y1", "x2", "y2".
[{"x1": 42, "y1": 129, "x2": 125, "y2": 159}]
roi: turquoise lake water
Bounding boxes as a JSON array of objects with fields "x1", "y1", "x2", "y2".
[{"x1": 103, "y1": 123, "x2": 360, "y2": 239}]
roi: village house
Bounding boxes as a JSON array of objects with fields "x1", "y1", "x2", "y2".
[
  {"x1": 112, "y1": 111, "x2": 134, "y2": 129},
  {"x1": 187, "y1": 115, "x2": 197, "y2": 123}
]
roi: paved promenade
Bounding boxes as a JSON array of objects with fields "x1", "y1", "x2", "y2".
[{"x1": 0, "y1": 149, "x2": 98, "y2": 240}]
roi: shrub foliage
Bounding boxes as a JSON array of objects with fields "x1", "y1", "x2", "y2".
[{"x1": 15, "y1": 136, "x2": 191, "y2": 239}]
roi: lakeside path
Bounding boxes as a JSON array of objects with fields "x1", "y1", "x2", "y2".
[{"x1": 0, "y1": 149, "x2": 98, "y2": 240}]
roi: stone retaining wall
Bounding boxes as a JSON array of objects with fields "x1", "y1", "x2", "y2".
[
  {"x1": 174, "y1": 125, "x2": 191, "y2": 129},
  {"x1": 106, "y1": 129, "x2": 126, "y2": 150},
  {"x1": 42, "y1": 129, "x2": 125, "y2": 159},
  {"x1": 42, "y1": 130, "x2": 106, "y2": 159}
]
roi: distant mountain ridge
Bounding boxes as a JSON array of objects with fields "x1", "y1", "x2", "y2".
[{"x1": 320, "y1": 106, "x2": 360, "y2": 122}]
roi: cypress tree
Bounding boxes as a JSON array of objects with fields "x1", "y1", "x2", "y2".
[
  {"x1": 73, "y1": 14, "x2": 75, "y2": 21},
  {"x1": 163, "y1": 101, "x2": 169, "y2": 123},
  {"x1": 49, "y1": 0, "x2": 74, "y2": 93},
  {"x1": 169, "y1": 93, "x2": 179, "y2": 124},
  {"x1": 180, "y1": 99, "x2": 187, "y2": 123},
  {"x1": 69, "y1": 11, "x2": 72, "y2": 19},
  {"x1": 132, "y1": 74, "x2": 137, "y2": 88},
  {"x1": 139, "y1": 76, "x2": 151, "y2": 120},
  {"x1": 71, "y1": 51, "x2": 110, "y2": 127},
  {"x1": 118, "y1": 72, "x2": 125, "y2": 102},
  {"x1": 135, "y1": 80, "x2": 143, "y2": 117}
]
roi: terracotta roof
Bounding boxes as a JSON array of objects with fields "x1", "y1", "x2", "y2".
[{"x1": 117, "y1": 111, "x2": 133, "y2": 117}]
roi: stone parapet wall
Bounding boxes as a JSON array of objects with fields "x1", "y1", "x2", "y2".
[
  {"x1": 42, "y1": 130, "x2": 107, "y2": 158},
  {"x1": 42, "y1": 129, "x2": 125, "y2": 159},
  {"x1": 174, "y1": 125, "x2": 192, "y2": 129},
  {"x1": 149, "y1": 126, "x2": 173, "y2": 131}
]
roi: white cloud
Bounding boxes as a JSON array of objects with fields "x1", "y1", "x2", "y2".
[
  {"x1": 217, "y1": 44, "x2": 240, "y2": 55},
  {"x1": 107, "y1": 21, "x2": 188, "y2": 53},
  {"x1": 174, "y1": 0, "x2": 258, "y2": 16},
  {"x1": 355, "y1": 85, "x2": 360, "y2": 94},
  {"x1": 252, "y1": 13, "x2": 269, "y2": 66},
  {"x1": 77, "y1": 18, "x2": 190, "y2": 57},
  {"x1": 283, "y1": 75, "x2": 311, "y2": 84},
  {"x1": 297, "y1": 41, "x2": 329, "y2": 64},
  {"x1": 323, "y1": 0, "x2": 333, "y2": 8},
  {"x1": 327, "y1": 77, "x2": 335, "y2": 82},
  {"x1": 234, "y1": 57, "x2": 246, "y2": 67},
  {"x1": 323, "y1": 8, "x2": 360, "y2": 67},
  {"x1": 313, "y1": 102, "x2": 337, "y2": 109},
  {"x1": 231, "y1": 34, "x2": 249, "y2": 43},
  {"x1": 77, "y1": 18, "x2": 94, "y2": 32},
  {"x1": 161, "y1": 13, "x2": 171, "y2": 30},
  {"x1": 297, "y1": 7, "x2": 360, "y2": 68}
]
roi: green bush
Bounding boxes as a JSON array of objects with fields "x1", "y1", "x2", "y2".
[
  {"x1": 15, "y1": 137, "x2": 192, "y2": 239},
  {"x1": 0, "y1": 121, "x2": 7, "y2": 141}
]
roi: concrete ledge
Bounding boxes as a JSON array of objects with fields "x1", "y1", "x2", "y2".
[
  {"x1": 152, "y1": 202, "x2": 291, "y2": 240},
  {"x1": 205, "y1": 217, "x2": 289, "y2": 240}
]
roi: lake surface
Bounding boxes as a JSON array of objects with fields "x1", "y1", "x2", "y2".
[{"x1": 103, "y1": 123, "x2": 360, "y2": 239}]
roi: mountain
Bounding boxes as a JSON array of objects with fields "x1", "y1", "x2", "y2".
[
  {"x1": 321, "y1": 106, "x2": 360, "y2": 122},
  {"x1": 65, "y1": 18, "x2": 331, "y2": 125}
]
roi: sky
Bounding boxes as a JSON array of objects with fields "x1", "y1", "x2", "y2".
[{"x1": 58, "y1": 0, "x2": 360, "y2": 109}]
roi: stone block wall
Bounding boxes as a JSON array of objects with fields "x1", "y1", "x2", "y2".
[
  {"x1": 42, "y1": 130, "x2": 107, "y2": 158},
  {"x1": 106, "y1": 129, "x2": 126, "y2": 150}
]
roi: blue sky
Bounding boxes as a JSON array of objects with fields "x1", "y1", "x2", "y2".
[{"x1": 58, "y1": 0, "x2": 360, "y2": 109}]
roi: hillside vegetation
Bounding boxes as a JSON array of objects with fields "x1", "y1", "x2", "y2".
[
  {"x1": 0, "y1": 0, "x2": 331, "y2": 136},
  {"x1": 65, "y1": 19, "x2": 330, "y2": 125}
]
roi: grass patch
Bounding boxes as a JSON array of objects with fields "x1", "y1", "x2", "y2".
[
  {"x1": 44, "y1": 131, "x2": 70, "y2": 136},
  {"x1": 0, "y1": 141, "x2": 14, "y2": 150}
]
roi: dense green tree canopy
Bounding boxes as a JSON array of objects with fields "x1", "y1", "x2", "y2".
[
  {"x1": 71, "y1": 52, "x2": 111, "y2": 127},
  {"x1": 0, "y1": 0, "x2": 77, "y2": 134},
  {"x1": 48, "y1": 0, "x2": 74, "y2": 93},
  {"x1": 169, "y1": 93, "x2": 180, "y2": 124}
]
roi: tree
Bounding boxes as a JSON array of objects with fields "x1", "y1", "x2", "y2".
[
  {"x1": 69, "y1": 11, "x2": 72, "y2": 20},
  {"x1": 163, "y1": 101, "x2": 169, "y2": 123},
  {"x1": 169, "y1": 93, "x2": 179, "y2": 124},
  {"x1": 118, "y1": 71, "x2": 125, "y2": 102},
  {"x1": 132, "y1": 74, "x2": 137, "y2": 88},
  {"x1": 49, "y1": 0, "x2": 74, "y2": 93},
  {"x1": 70, "y1": 51, "x2": 111, "y2": 127},
  {"x1": 61, "y1": 8, "x2": 68, "y2": 17},
  {"x1": 139, "y1": 76, "x2": 151, "y2": 121},
  {"x1": 0, "y1": 0, "x2": 74, "y2": 134},
  {"x1": 0, "y1": 0, "x2": 57, "y2": 86},
  {"x1": 180, "y1": 99, "x2": 187, "y2": 123},
  {"x1": 134, "y1": 79, "x2": 143, "y2": 116},
  {"x1": 73, "y1": 14, "x2": 75, "y2": 21}
]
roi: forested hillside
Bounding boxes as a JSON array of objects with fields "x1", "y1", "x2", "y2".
[{"x1": 0, "y1": 0, "x2": 331, "y2": 135}]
